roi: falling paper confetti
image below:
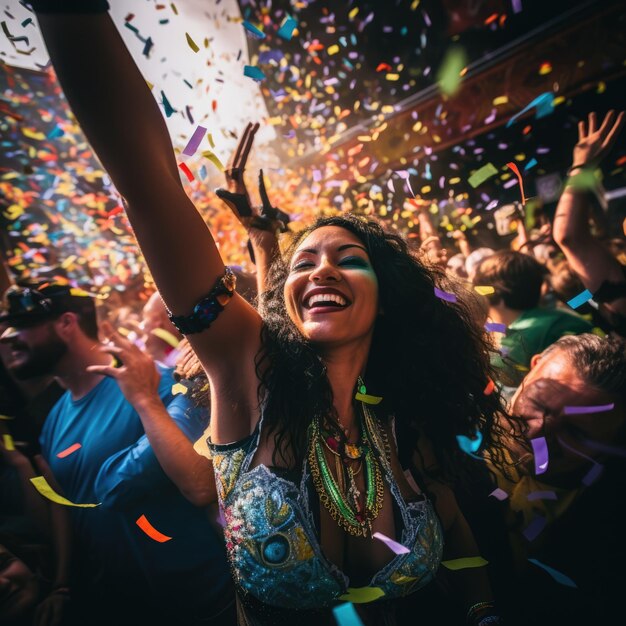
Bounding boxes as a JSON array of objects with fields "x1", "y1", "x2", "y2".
[
  {"x1": 182, "y1": 125, "x2": 207, "y2": 157},
  {"x1": 437, "y1": 46, "x2": 467, "y2": 96},
  {"x1": 506, "y1": 92, "x2": 554, "y2": 127},
  {"x1": 489, "y1": 488, "x2": 509, "y2": 501},
  {"x1": 243, "y1": 65, "x2": 266, "y2": 82},
  {"x1": 566, "y1": 289, "x2": 593, "y2": 309},
  {"x1": 277, "y1": 15, "x2": 298, "y2": 41},
  {"x1": 468, "y1": 163, "x2": 498, "y2": 188},
  {"x1": 530, "y1": 437, "x2": 549, "y2": 475},
  {"x1": 56, "y1": 443, "x2": 82, "y2": 458},
  {"x1": 333, "y1": 603, "x2": 365, "y2": 626},
  {"x1": 456, "y1": 430, "x2": 483, "y2": 454},
  {"x1": 528, "y1": 559, "x2": 577, "y2": 588},
  {"x1": 523, "y1": 515, "x2": 547, "y2": 541},
  {"x1": 136, "y1": 514, "x2": 173, "y2": 543},
  {"x1": 442, "y1": 557, "x2": 488, "y2": 570},
  {"x1": 434, "y1": 287, "x2": 457, "y2": 303},
  {"x1": 373, "y1": 532, "x2": 411, "y2": 555},
  {"x1": 30, "y1": 476, "x2": 100, "y2": 507},
  {"x1": 563, "y1": 403, "x2": 614, "y2": 415},
  {"x1": 339, "y1": 587, "x2": 385, "y2": 604}
]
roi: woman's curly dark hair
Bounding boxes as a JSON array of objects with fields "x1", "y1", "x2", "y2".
[{"x1": 255, "y1": 213, "x2": 522, "y2": 483}]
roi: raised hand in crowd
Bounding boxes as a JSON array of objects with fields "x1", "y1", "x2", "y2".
[
  {"x1": 552, "y1": 110, "x2": 626, "y2": 336},
  {"x1": 86, "y1": 322, "x2": 216, "y2": 506},
  {"x1": 216, "y1": 122, "x2": 289, "y2": 294}
]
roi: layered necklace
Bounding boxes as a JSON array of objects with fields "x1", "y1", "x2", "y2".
[{"x1": 308, "y1": 378, "x2": 388, "y2": 537}]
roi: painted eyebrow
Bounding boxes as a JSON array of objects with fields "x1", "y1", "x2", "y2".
[{"x1": 295, "y1": 243, "x2": 368, "y2": 255}]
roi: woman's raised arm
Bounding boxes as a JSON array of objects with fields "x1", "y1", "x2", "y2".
[{"x1": 34, "y1": 4, "x2": 263, "y2": 440}]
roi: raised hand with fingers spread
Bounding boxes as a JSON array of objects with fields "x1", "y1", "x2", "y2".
[{"x1": 570, "y1": 109, "x2": 625, "y2": 174}]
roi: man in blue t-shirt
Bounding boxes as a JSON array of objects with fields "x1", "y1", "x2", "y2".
[{"x1": 0, "y1": 282, "x2": 234, "y2": 625}]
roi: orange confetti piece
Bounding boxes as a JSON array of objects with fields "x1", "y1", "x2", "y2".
[
  {"x1": 136, "y1": 514, "x2": 172, "y2": 542},
  {"x1": 376, "y1": 62, "x2": 392, "y2": 72},
  {"x1": 539, "y1": 62, "x2": 552, "y2": 75},
  {"x1": 57, "y1": 443, "x2": 82, "y2": 458},
  {"x1": 178, "y1": 162, "x2": 194, "y2": 182},
  {"x1": 483, "y1": 379, "x2": 495, "y2": 396},
  {"x1": 506, "y1": 161, "x2": 526, "y2": 205},
  {"x1": 484, "y1": 13, "x2": 499, "y2": 25}
]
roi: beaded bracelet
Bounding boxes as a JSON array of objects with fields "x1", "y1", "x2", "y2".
[
  {"x1": 467, "y1": 601, "x2": 497, "y2": 624},
  {"x1": 168, "y1": 267, "x2": 237, "y2": 335}
]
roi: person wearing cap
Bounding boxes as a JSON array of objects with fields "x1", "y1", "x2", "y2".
[{"x1": 0, "y1": 282, "x2": 234, "y2": 625}]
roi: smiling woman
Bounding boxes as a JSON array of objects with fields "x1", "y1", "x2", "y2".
[{"x1": 31, "y1": 3, "x2": 522, "y2": 624}]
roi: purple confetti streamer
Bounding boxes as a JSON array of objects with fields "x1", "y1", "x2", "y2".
[
  {"x1": 434, "y1": 287, "x2": 457, "y2": 303},
  {"x1": 563, "y1": 403, "x2": 614, "y2": 415},
  {"x1": 182, "y1": 125, "x2": 207, "y2": 157},
  {"x1": 523, "y1": 515, "x2": 547, "y2": 541},
  {"x1": 582, "y1": 463, "x2": 604, "y2": 486},
  {"x1": 530, "y1": 437, "x2": 549, "y2": 475},
  {"x1": 485, "y1": 322, "x2": 507, "y2": 333},
  {"x1": 527, "y1": 490, "x2": 557, "y2": 501},
  {"x1": 373, "y1": 532, "x2": 411, "y2": 555}
]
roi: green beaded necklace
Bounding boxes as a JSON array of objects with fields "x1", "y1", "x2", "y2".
[{"x1": 308, "y1": 379, "x2": 386, "y2": 537}]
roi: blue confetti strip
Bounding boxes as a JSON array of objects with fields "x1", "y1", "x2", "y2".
[
  {"x1": 243, "y1": 65, "x2": 266, "y2": 82},
  {"x1": 566, "y1": 288, "x2": 593, "y2": 309},
  {"x1": 528, "y1": 559, "x2": 578, "y2": 588},
  {"x1": 277, "y1": 15, "x2": 298, "y2": 41},
  {"x1": 333, "y1": 603, "x2": 364, "y2": 626}
]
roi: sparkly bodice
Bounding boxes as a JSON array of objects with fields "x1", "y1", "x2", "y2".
[{"x1": 207, "y1": 412, "x2": 443, "y2": 610}]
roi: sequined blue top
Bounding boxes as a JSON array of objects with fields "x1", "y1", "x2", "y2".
[{"x1": 208, "y1": 412, "x2": 443, "y2": 610}]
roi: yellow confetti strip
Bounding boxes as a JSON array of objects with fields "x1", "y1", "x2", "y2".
[
  {"x1": 151, "y1": 328, "x2": 180, "y2": 348},
  {"x1": 474, "y1": 285, "x2": 495, "y2": 295},
  {"x1": 339, "y1": 586, "x2": 385, "y2": 604},
  {"x1": 171, "y1": 383, "x2": 188, "y2": 396},
  {"x1": 493, "y1": 95, "x2": 509, "y2": 106},
  {"x1": 202, "y1": 151, "x2": 225, "y2": 172},
  {"x1": 0, "y1": 415, "x2": 15, "y2": 421},
  {"x1": 186, "y1": 32, "x2": 199, "y2": 53},
  {"x1": 327, "y1": 44, "x2": 340, "y2": 55},
  {"x1": 3, "y1": 434, "x2": 15, "y2": 451},
  {"x1": 69, "y1": 287, "x2": 90, "y2": 297},
  {"x1": 442, "y1": 556, "x2": 488, "y2": 570},
  {"x1": 30, "y1": 476, "x2": 100, "y2": 508}
]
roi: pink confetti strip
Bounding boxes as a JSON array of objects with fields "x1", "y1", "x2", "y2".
[
  {"x1": 56, "y1": 443, "x2": 82, "y2": 458},
  {"x1": 182, "y1": 125, "x2": 207, "y2": 157},
  {"x1": 373, "y1": 531, "x2": 411, "y2": 555},
  {"x1": 530, "y1": 436, "x2": 549, "y2": 475},
  {"x1": 434, "y1": 287, "x2": 457, "y2": 303},
  {"x1": 563, "y1": 403, "x2": 614, "y2": 415},
  {"x1": 489, "y1": 488, "x2": 508, "y2": 501}
]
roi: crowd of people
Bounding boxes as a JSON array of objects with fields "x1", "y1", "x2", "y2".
[{"x1": 1, "y1": 3, "x2": 625, "y2": 626}]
